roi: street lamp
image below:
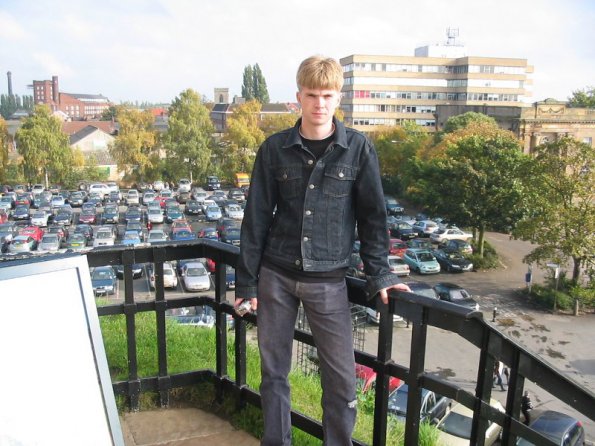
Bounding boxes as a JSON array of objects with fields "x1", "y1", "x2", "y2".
[{"x1": 546, "y1": 263, "x2": 560, "y2": 311}]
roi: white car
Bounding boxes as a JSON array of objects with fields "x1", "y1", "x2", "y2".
[
  {"x1": 430, "y1": 227, "x2": 472, "y2": 244},
  {"x1": 148, "y1": 229, "x2": 168, "y2": 244},
  {"x1": 149, "y1": 262, "x2": 178, "y2": 290},
  {"x1": 30, "y1": 211, "x2": 50, "y2": 227},
  {"x1": 142, "y1": 191, "x2": 156, "y2": 205},
  {"x1": 411, "y1": 220, "x2": 440, "y2": 237},
  {"x1": 388, "y1": 255, "x2": 410, "y2": 277},
  {"x1": 153, "y1": 180, "x2": 164, "y2": 192},
  {"x1": 147, "y1": 207, "x2": 164, "y2": 224},
  {"x1": 436, "y1": 399, "x2": 504, "y2": 446},
  {"x1": 89, "y1": 183, "x2": 110, "y2": 197},
  {"x1": 181, "y1": 262, "x2": 211, "y2": 291},
  {"x1": 126, "y1": 189, "x2": 140, "y2": 205},
  {"x1": 93, "y1": 228, "x2": 116, "y2": 247},
  {"x1": 38, "y1": 233, "x2": 61, "y2": 252},
  {"x1": 178, "y1": 178, "x2": 191, "y2": 193},
  {"x1": 225, "y1": 204, "x2": 244, "y2": 220}
]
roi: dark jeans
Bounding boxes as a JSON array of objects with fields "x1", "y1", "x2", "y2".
[{"x1": 257, "y1": 265, "x2": 357, "y2": 446}]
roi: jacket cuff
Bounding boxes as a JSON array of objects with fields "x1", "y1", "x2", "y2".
[
  {"x1": 366, "y1": 273, "x2": 402, "y2": 299},
  {"x1": 235, "y1": 285, "x2": 258, "y2": 300}
]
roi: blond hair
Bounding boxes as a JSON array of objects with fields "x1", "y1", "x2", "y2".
[{"x1": 296, "y1": 55, "x2": 343, "y2": 92}]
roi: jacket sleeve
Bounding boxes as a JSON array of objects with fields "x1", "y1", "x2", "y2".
[
  {"x1": 235, "y1": 141, "x2": 277, "y2": 299},
  {"x1": 354, "y1": 138, "x2": 402, "y2": 297}
]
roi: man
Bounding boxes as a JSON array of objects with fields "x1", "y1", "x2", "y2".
[{"x1": 235, "y1": 55, "x2": 409, "y2": 445}]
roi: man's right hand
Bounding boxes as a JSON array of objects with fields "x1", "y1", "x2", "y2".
[{"x1": 234, "y1": 297, "x2": 258, "y2": 313}]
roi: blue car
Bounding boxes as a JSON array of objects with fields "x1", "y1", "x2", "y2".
[
  {"x1": 171, "y1": 229, "x2": 197, "y2": 241},
  {"x1": 91, "y1": 266, "x2": 117, "y2": 296},
  {"x1": 402, "y1": 249, "x2": 441, "y2": 274},
  {"x1": 204, "y1": 205, "x2": 222, "y2": 222}
]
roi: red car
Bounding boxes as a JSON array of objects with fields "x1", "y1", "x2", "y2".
[
  {"x1": 389, "y1": 238, "x2": 407, "y2": 257},
  {"x1": 355, "y1": 364, "x2": 401, "y2": 393},
  {"x1": 0, "y1": 210, "x2": 7, "y2": 224},
  {"x1": 78, "y1": 210, "x2": 97, "y2": 225},
  {"x1": 18, "y1": 225, "x2": 44, "y2": 243}
]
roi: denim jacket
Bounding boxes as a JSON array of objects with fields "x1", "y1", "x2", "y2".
[{"x1": 235, "y1": 117, "x2": 400, "y2": 299}]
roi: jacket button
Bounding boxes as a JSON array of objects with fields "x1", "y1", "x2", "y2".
[
  {"x1": 338, "y1": 172, "x2": 345, "y2": 178},
  {"x1": 305, "y1": 210, "x2": 312, "y2": 216},
  {"x1": 283, "y1": 173, "x2": 288, "y2": 180},
  {"x1": 308, "y1": 184, "x2": 315, "y2": 189},
  {"x1": 307, "y1": 159, "x2": 314, "y2": 165},
  {"x1": 295, "y1": 259, "x2": 301, "y2": 266},
  {"x1": 303, "y1": 236, "x2": 309, "y2": 241}
]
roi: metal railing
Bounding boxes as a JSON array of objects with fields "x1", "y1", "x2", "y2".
[{"x1": 37, "y1": 240, "x2": 595, "y2": 445}]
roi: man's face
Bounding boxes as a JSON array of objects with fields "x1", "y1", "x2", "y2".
[{"x1": 296, "y1": 87, "x2": 340, "y2": 129}]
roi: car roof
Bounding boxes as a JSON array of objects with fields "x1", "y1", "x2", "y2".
[
  {"x1": 529, "y1": 410, "x2": 581, "y2": 437},
  {"x1": 435, "y1": 282, "x2": 464, "y2": 290}
]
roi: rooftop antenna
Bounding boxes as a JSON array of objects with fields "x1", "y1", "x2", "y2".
[{"x1": 446, "y1": 27, "x2": 459, "y2": 46}]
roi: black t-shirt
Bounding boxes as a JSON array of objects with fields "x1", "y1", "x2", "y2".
[{"x1": 301, "y1": 134, "x2": 334, "y2": 160}]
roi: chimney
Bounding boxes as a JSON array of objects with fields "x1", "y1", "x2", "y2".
[
  {"x1": 52, "y1": 75, "x2": 59, "y2": 103},
  {"x1": 7, "y1": 71, "x2": 13, "y2": 96}
]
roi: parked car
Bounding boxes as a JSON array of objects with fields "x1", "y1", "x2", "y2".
[
  {"x1": 184, "y1": 199, "x2": 202, "y2": 216},
  {"x1": 389, "y1": 222, "x2": 417, "y2": 241},
  {"x1": 142, "y1": 191, "x2": 156, "y2": 205},
  {"x1": 388, "y1": 383, "x2": 451, "y2": 425},
  {"x1": 407, "y1": 238, "x2": 433, "y2": 250},
  {"x1": 356, "y1": 364, "x2": 401, "y2": 393},
  {"x1": 219, "y1": 227, "x2": 241, "y2": 246},
  {"x1": 91, "y1": 266, "x2": 117, "y2": 296},
  {"x1": 38, "y1": 233, "x2": 61, "y2": 252},
  {"x1": 114, "y1": 263, "x2": 144, "y2": 279},
  {"x1": 198, "y1": 226, "x2": 218, "y2": 240},
  {"x1": 18, "y1": 225, "x2": 44, "y2": 243},
  {"x1": 204, "y1": 205, "x2": 222, "y2": 221},
  {"x1": 435, "y1": 399, "x2": 504, "y2": 446},
  {"x1": 227, "y1": 188, "x2": 245, "y2": 202},
  {"x1": 170, "y1": 228, "x2": 197, "y2": 241},
  {"x1": 165, "y1": 207, "x2": 184, "y2": 223},
  {"x1": 176, "y1": 191, "x2": 191, "y2": 204},
  {"x1": 412, "y1": 220, "x2": 440, "y2": 237},
  {"x1": 8, "y1": 235, "x2": 37, "y2": 253},
  {"x1": 74, "y1": 224, "x2": 94, "y2": 243},
  {"x1": 13, "y1": 205, "x2": 30, "y2": 221},
  {"x1": 125, "y1": 221, "x2": 144, "y2": 241},
  {"x1": 0, "y1": 223, "x2": 16, "y2": 252},
  {"x1": 402, "y1": 249, "x2": 441, "y2": 274},
  {"x1": 178, "y1": 178, "x2": 192, "y2": 193},
  {"x1": 93, "y1": 227, "x2": 116, "y2": 247},
  {"x1": 430, "y1": 227, "x2": 473, "y2": 244},
  {"x1": 124, "y1": 206, "x2": 143, "y2": 223},
  {"x1": 64, "y1": 233, "x2": 88, "y2": 251},
  {"x1": 53, "y1": 210, "x2": 74, "y2": 226},
  {"x1": 147, "y1": 207, "x2": 164, "y2": 224},
  {"x1": 225, "y1": 204, "x2": 244, "y2": 220},
  {"x1": 433, "y1": 282, "x2": 479, "y2": 311},
  {"x1": 441, "y1": 239, "x2": 473, "y2": 255},
  {"x1": 226, "y1": 265, "x2": 236, "y2": 290},
  {"x1": 433, "y1": 248, "x2": 474, "y2": 273},
  {"x1": 69, "y1": 191, "x2": 85, "y2": 207},
  {"x1": 149, "y1": 262, "x2": 178, "y2": 290},
  {"x1": 404, "y1": 281, "x2": 438, "y2": 300},
  {"x1": 78, "y1": 209, "x2": 97, "y2": 225},
  {"x1": 102, "y1": 205, "x2": 120, "y2": 224},
  {"x1": 30, "y1": 211, "x2": 50, "y2": 227},
  {"x1": 121, "y1": 230, "x2": 143, "y2": 246},
  {"x1": 385, "y1": 196, "x2": 404, "y2": 215},
  {"x1": 46, "y1": 224, "x2": 68, "y2": 245},
  {"x1": 181, "y1": 262, "x2": 211, "y2": 291},
  {"x1": 388, "y1": 238, "x2": 408, "y2": 257},
  {"x1": 125, "y1": 189, "x2": 140, "y2": 205},
  {"x1": 148, "y1": 229, "x2": 168, "y2": 244},
  {"x1": 388, "y1": 255, "x2": 410, "y2": 276},
  {"x1": 517, "y1": 410, "x2": 585, "y2": 446},
  {"x1": 206, "y1": 175, "x2": 221, "y2": 191}
]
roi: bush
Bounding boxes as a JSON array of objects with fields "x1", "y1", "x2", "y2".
[
  {"x1": 569, "y1": 285, "x2": 595, "y2": 310},
  {"x1": 468, "y1": 240, "x2": 499, "y2": 270},
  {"x1": 525, "y1": 285, "x2": 574, "y2": 311}
]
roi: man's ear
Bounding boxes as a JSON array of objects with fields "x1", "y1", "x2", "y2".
[{"x1": 296, "y1": 91, "x2": 302, "y2": 105}]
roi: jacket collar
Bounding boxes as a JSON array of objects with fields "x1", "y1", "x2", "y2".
[{"x1": 283, "y1": 116, "x2": 349, "y2": 150}]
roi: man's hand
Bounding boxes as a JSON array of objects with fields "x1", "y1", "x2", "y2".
[
  {"x1": 378, "y1": 283, "x2": 412, "y2": 305},
  {"x1": 234, "y1": 297, "x2": 258, "y2": 313}
]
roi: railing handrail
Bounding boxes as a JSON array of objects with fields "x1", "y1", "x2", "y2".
[{"x1": 5, "y1": 240, "x2": 592, "y2": 446}]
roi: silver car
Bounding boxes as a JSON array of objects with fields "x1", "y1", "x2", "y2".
[
  {"x1": 181, "y1": 262, "x2": 211, "y2": 291},
  {"x1": 38, "y1": 234, "x2": 61, "y2": 252}
]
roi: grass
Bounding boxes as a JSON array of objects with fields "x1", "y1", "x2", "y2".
[{"x1": 100, "y1": 311, "x2": 442, "y2": 445}]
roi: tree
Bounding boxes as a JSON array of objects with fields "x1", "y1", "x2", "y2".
[
  {"x1": 513, "y1": 137, "x2": 595, "y2": 282},
  {"x1": 15, "y1": 105, "x2": 73, "y2": 185},
  {"x1": 252, "y1": 63, "x2": 270, "y2": 104},
  {"x1": 108, "y1": 106, "x2": 159, "y2": 182},
  {"x1": 100, "y1": 105, "x2": 118, "y2": 121},
  {"x1": 241, "y1": 64, "x2": 270, "y2": 104},
  {"x1": 220, "y1": 100, "x2": 265, "y2": 178},
  {"x1": 0, "y1": 117, "x2": 9, "y2": 182},
  {"x1": 441, "y1": 112, "x2": 498, "y2": 136},
  {"x1": 568, "y1": 86, "x2": 595, "y2": 108},
  {"x1": 161, "y1": 89, "x2": 214, "y2": 183},
  {"x1": 413, "y1": 125, "x2": 530, "y2": 257},
  {"x1": 241, "y1": 65, "x2": 254, "y2": 101},
  {"x1": 260, "y1": 112, "x2": 298, "y2": 138}
]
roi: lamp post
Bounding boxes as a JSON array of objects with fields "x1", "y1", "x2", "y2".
[{"x1": 546, "y1": 263, "x2": 560, "y2": 311}]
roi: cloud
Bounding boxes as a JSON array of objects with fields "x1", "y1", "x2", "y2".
[
  {"x1": 32, "y1": 53, "x2": 75, "y2": 78},
  {"x1": 0, "y1": 11, "x2": 28, "y2": 41}
]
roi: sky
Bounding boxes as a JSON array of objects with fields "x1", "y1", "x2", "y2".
[{"x1": 1, "y1": 0, "x2": 594, "y2": 105}]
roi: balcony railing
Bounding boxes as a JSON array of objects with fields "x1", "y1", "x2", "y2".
[{"x1": 10, "y1": 239, "x2": 594, "y2": 446}]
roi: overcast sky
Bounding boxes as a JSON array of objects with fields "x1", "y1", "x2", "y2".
[{"x1": 1, "y1": 0, "x2": 593, "y2": 105}]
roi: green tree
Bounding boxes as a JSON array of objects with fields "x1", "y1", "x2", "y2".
[
  {"x1": 15, "y1": 105, "x2": 73, "y2": 185},
  {"x1": 260, "y1": 112, "x2": 298, "y2": 138},
  {"x1": 441, "y1": 112, "x2": 498, "y2": 136},
  {"x1": 161, "y1": 89, "x2": 214, "y2": 183},
  {"x1": 241, "y1": 65, "x2": 254, "y2": 101},
  {"x1": 108, "y1": 106, "x2": 159, "y2": 182},
  {"x1": 0, "y1": 94, "x2": 17, "y2": 119},
  {"x1": 220, "y1": 100, "x2": 265, "y2": 179},
  {"x1": 100, "y1": 105, "x2": 118, "y2": 121},
  {"x1": 252, "y1": 63, "x2": 270, "y2": 104},
  {"x1": 0, "y1": 117, "x2": 9, "y2": 182},
  {"x1": 568, "y1": 86, "x2": 595, "y2": 108},
  {"x1": 414, "y1": 125, "x2": 529, "y2": 256},
  {"x1": 513, "y1": 137, "x2": 595, "y2": 282}
]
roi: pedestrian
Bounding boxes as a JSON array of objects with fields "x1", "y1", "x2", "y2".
[
  {"x1": 235, "y1": 55, "x2": 410, "y2": 446},
  {"x1": 493, "y1": 361, "x2": 506, "y2": 391},
  {"x1": 521, "y1": 390, "x2": 533, "y2": 425}
]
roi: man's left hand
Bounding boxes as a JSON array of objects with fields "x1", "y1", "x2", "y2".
[{"x1": 379, "y1": 283, "x2": 412, "y2": 305}]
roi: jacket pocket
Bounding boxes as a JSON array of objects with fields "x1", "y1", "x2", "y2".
[
  {"x1": 275, "y1": 166, "x2": 302, "y2": 199},
  {"x1": 323, "y1": 165, "x2": 356, "y2": 198}
]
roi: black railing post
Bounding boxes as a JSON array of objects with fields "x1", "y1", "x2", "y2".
[
  {"x1": 153, "y1": 246, "x2": 170, "y2": 407},
  {"x1": 372, "y1": 293, "x2": 395, "y2": 446},
  {"x1": 404, "y1": 301, "x2": 428, "y2": 446},
  {"x1": 235, "y1": 316, "x2": 247, "y2": 410},
  {"x1": 502, "y1": 349, "x2": 525, "y2": 446},
  {"x1": 122, "y1": 249, "x2": 140, "y2": 411},
  {"x1": 214, "y1": 258, "x2": 228, "y2": 403}
]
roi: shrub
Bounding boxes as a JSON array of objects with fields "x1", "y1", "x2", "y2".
[
  {"x1": 525, "y1": 285, "x2": 574, "y2": 311},
  {"x1": 468, "y1": 240, "x2": 499, "y2": 270}
]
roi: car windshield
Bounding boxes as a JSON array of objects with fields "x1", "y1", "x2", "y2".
[
  {"x1": 450, "y1": 289, "x2": 471, "y2": 300},
  {"x1": 225, "y1": 228, "x2": 241, "y2": 237},
  {"x1": 96, "y1": 231, "x2": 112, "y2": 239},
  {"x1": 186, "y1": 267, "x2": 207, "y2": 277},
  {"x1": 207, "y1": 206, "x2": 219, "y2": 212},
  {"x1": 42, "y1": 235, "x2": 58, "y2": 243},
  {"x1": 149, "y1": 209, "x2": 161, "y2": 214},
  {"x1": 389, "y1": 258, "x2": 405, "y2": 266},
  {"x1": 438, "y1": 411, "x2": 472, "y2": 439},
  {"x1": 149, "y1": 232, "x2": 164, "y2": 240},
  {"x1": 93, "y1": 269, "x2": 113, "y2": 280},
  {"x1": 418, "y1": 253, "x2": 435, "y2": 262},
  {"x1": 124, "y1": 232, "x2": 139, "y2": 240},
  {"x1": 33, "y1": 212, "x2": 45, "y2": 218},
  {"x1": 398, "y1": 223, "x2": 411, "y2": 230}
]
